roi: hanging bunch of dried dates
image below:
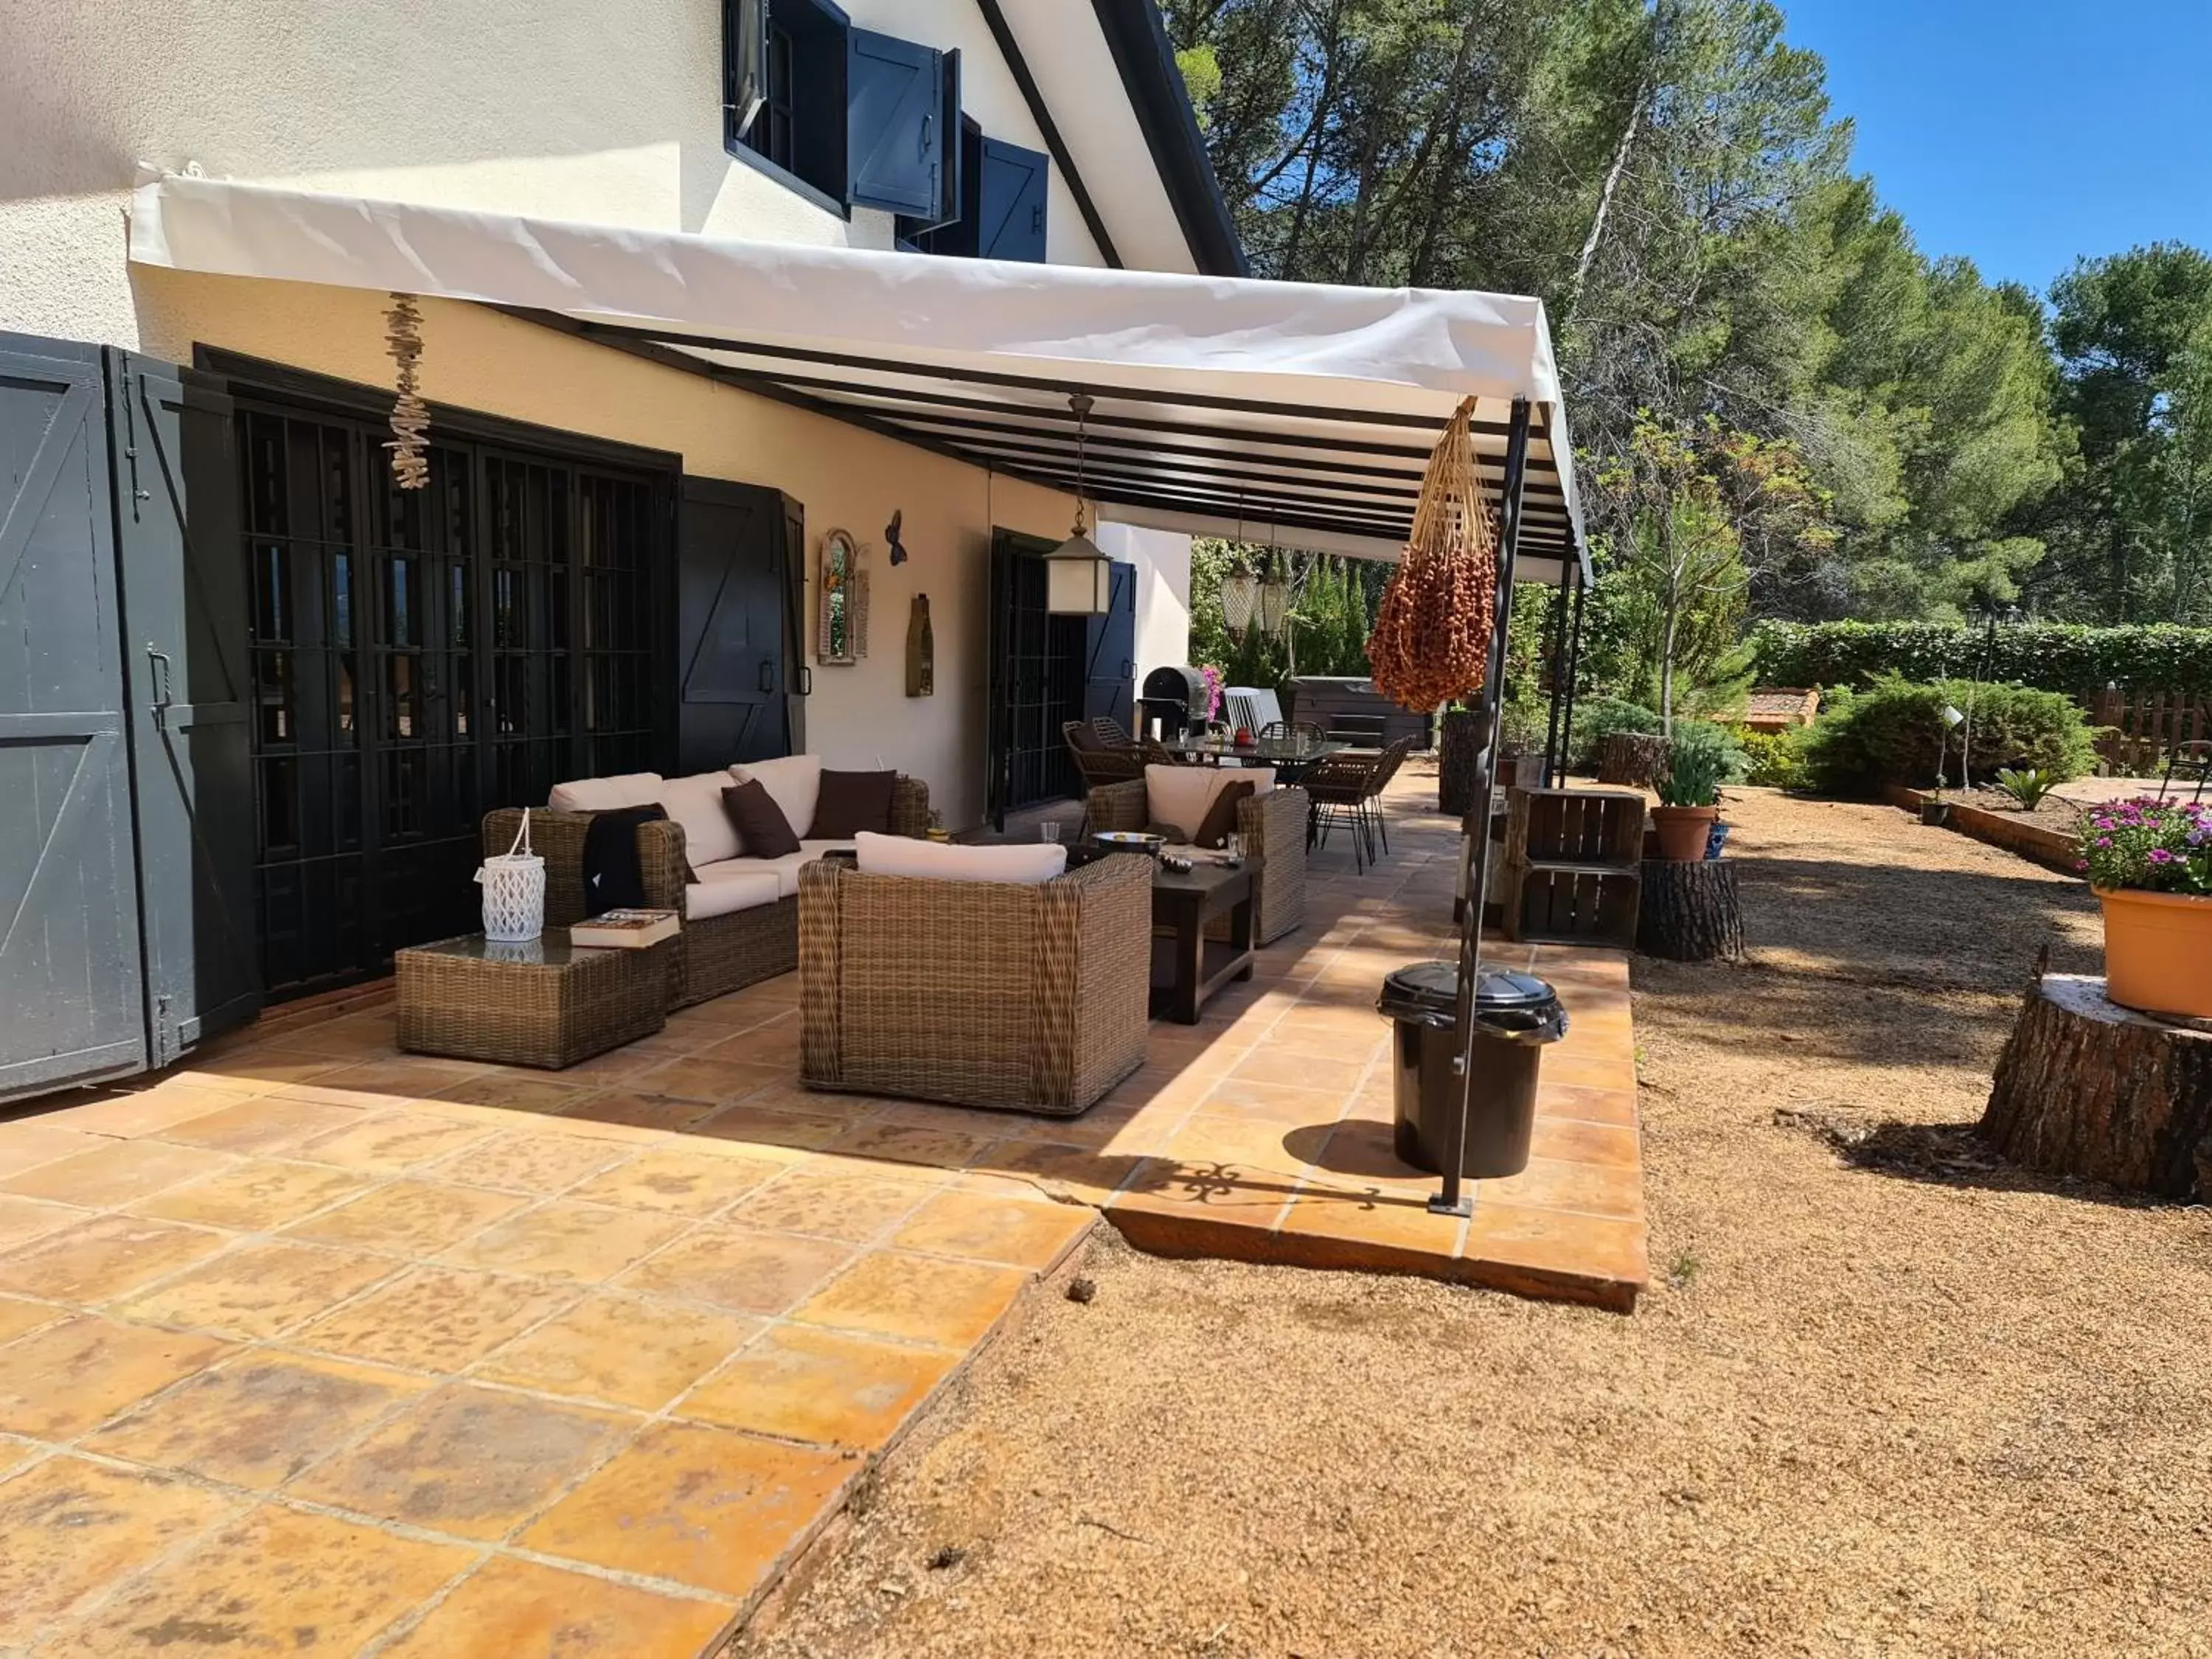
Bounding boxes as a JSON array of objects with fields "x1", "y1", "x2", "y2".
[{"x1": 1366, "y1": 397, "x2": 1498, "y2": 710}]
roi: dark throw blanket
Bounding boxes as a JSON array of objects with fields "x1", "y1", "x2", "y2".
[{"x1": 580, "y1": 804, "x2": 669, "y2": 917}]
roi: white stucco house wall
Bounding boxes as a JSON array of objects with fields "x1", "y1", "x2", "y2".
[{"x1": 0, "y1": 0, "x2": 1240, "y2": 998}]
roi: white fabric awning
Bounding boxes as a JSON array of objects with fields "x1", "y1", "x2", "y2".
[{"x1": 129, "y1": 172, "x2": 1587, "y2": 580}]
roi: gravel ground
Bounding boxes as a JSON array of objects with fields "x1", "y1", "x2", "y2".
[{"x1": 736, "y1": 789, "x2": 2212, "y2": 1659}]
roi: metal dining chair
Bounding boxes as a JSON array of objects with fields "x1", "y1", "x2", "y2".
[
  {"x1": 1366, "y1": 736, "x2": 1415, "y2": 855},
  {"x1": 1302, "y1": 749, "x2": 1384, "y2": 873}
]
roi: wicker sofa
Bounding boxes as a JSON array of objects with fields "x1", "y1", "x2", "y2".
[
  {"x1": 1086, "y1": 773, "x2": 1307, "y2": 945},
  {"x1": 796, "y1": 852, "x2": 1150, "y2": 1116},
  {"x1": 483, "y1": 771, "x2": 928, "y2": 1008}
]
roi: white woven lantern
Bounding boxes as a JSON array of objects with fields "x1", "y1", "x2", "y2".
[
  {"x1": 1256, "y1": 560, "x2": 1290, "y2": 639},
  {"x1": 476, "y1": 810, "x2": 546, "y2": 943},
  {"x1": 1221, "y1": 566, "x2": 1259, "y2": 639}
]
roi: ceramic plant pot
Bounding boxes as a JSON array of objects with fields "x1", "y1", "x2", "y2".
[
  {"x1": 1650, "y1": 804, "x2": 1719, "y2": 862},
  {"x1": 2096, "y1": 886, "x2": 2212, "y2": 1020}
]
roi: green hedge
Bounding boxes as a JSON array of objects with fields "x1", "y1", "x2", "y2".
[
  {"x1": 1750, "y1": 621, "x2": 2212, "y2": 696},
  {"x1": 1798, "y1": 678, "x2": 2099, "y2": 795}
]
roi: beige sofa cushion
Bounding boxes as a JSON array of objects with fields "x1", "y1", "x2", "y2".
[
  {"x1": 684, "y1": 864, "x2": 782, "y2": 921},
  {"x1": 855, "y1": 832, "x2": 1065, "y2": 886},
  {"x1": 548, "y1": 771, "x2": 663, "y2": 813},
  {"x1": 729, "y1": 755, "x2": 822, "y2": 844},
  {"x1": 1142, "y1": 765, "x2": 1275, "y2": 841},
  {"x1": 657, "y1": 771, "x2": 742, "y2": 866}
]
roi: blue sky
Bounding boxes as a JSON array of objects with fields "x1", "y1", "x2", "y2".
[{"x1": 1778, "y1": 0, "x2": 2212, "y2": 296}]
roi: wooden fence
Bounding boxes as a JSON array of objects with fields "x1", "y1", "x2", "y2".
[{"x1": 2088, "y1": 687, "x2": 2212, "y2": 776}]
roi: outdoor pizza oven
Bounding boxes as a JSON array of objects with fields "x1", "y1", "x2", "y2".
[{"x1": 1138, "y1": 664, "x2": 1209, "y2": 740}]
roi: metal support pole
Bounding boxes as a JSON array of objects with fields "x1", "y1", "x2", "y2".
[
  {"x1": 1430, "y1": 398, "x2": 1532, "y2": 1217},
  {"x1": 1558, "y1": 571, "x2": 1589, "y2": 780},
  {"x1": 1540, "y1": 562, "x2": 1576, "y2": 788}
]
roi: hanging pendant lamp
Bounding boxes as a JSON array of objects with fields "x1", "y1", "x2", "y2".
[
  {"x1": 1045, "y1": 392, "x2": 1113, "y2": 616},
  {"x1": 1220, "y1": 564, "x2": 1259, "y2": 639},
  {"x1": 1256, "y1": 549, "x2": 1290, "y2": 639}
]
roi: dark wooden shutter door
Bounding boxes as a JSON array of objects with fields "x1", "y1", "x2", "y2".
[
  {"x1": 678, "y1": 476, "x2": 791, "y2": 770},
  {"x1": 978, "y1": 138, "x2": 1048, "y2": 262},
  {"x1": 0, "y1": 337, "x2": 148, "y2": 1101},
  {"x1": 1082, "y1": 560, "x2": 1137, "y2": 732},
  {"x1": 985, "y1": 530, "x2": 1016, "y2": 829},
  {"x1": 110, "y1": 352, "x2": 262, "y2": 1062},
  {"x1": 846, "y1": 29, "x2": 945, "y2": 215},
  {"x1": 779, "y1": 495, "x2": 807, "y2": 755}
]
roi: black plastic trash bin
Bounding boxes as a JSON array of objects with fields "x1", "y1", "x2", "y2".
[{"x1": 1376, "y1": 962, "x2": 1568, "y2": 1178}]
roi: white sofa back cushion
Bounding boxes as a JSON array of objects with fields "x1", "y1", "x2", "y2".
[
  {"x1": 855, "y1": 832, "x2": 1066, "y2": 886},
  {"x1": 729, "y1": 754, "x2": 823, "y2": 842},
  {"x1": 1143, "y1": 765, "x2": 1276, "y2": 841},
  {"x1": 657, "y1": 771, "x2": 741, "y2": 866},
  {"x1": 548, "y1": 772, "x2": 663, "y2": 813}
]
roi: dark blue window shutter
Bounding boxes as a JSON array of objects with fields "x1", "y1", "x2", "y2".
[
  {"x1": 846, "y1": 29, "x2": 943, "y2": 215},
  {"x1": 978, "y1": 138, "x2": 1048, "y2": 262}
]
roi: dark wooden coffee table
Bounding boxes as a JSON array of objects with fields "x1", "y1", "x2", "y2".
[{"x1": 1148, "y1": 858, "x2": 1262, "y2": 1023}]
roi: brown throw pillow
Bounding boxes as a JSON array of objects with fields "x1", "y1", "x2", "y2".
[
  {"x1": 1192, "y1": 780, "x2": 1255, "y2": 850},
  {"x1": 809, "y1": 769, "x2": 897, "y2": 838},
  {"x1": 720, "y1": 780, "x2": 800, "y2": 858}
]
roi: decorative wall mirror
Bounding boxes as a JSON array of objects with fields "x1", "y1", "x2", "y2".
[{"x1": 817, "y1": 528, "x2": 868, "y2": 664}]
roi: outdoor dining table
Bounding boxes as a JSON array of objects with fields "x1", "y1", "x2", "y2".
[{"x1": 1156, "y1": 734, "x2": 1357, "y2": 782}]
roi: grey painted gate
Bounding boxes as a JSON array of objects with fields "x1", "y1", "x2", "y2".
[
  {"x1": 111, "y1": 354, "x2": 262, "y2": 1064},
  {"x1": 0, "y1": 338, "x2": 149, "y2": 1099}
]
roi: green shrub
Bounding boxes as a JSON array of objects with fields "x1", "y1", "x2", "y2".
[
  {"x1": 1570, "y1": 697, "x2": 1662, "y2": 771},
  {"x1": 1730, "y1": 724, "x2": 1809, "y2": 789},
  {"x1": 1799, "y1": 677, "x2": 2098, "y2": 796},
  {"x1": 1750, "y1": 620, "x2": 2212, "y2": 696}
]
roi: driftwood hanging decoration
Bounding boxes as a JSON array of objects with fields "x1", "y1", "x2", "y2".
[
  {"x1": 383, "y1": 293, "x2": 431, "y2": 490},
  {"x1": 1366, "y1": 397, "x2": 1498, "y2": 710}
]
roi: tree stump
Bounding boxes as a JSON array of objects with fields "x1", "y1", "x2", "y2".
[
  {"x1": 1599, "y1": 732, "x2": 1672, "y2": 789},
  {"x1": 1438, "y1": 708, "x2": 1488, "y2": 815},
  {"x1": 1635, "y1": 858, "x2": 1743, "y2": 961},
  {"x1": 1980, "y1": 973, "x2": 2212, "y2": 1199}
]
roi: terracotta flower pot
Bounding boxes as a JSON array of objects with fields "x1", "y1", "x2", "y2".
[
  {"x1": 2096, "y1": 886, "x2": 2212, "y2": 1020},
  {"x1": 1650, "y1": 804, "x2": 1718, "y2": 862}
]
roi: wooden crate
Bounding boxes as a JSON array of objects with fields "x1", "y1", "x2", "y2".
[
  {"x1": 1505, "y1": 787, "x2": 1645, "y2": 867},
  {"x1": 1497, "y1": 786, "x2": 1646, "y2": 947}
]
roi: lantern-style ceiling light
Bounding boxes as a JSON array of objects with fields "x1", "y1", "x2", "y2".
[
  {"x1": 1220, "y1": 565, "x2": 1259, "y2": 639},
  {"x1": 1045, "y1": 392, "x2": 1113, "y2": 616},
  {"x1": 1256, "y1": 551, "x2": 1290, "y2": 639}
]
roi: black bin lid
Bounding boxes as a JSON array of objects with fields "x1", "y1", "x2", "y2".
[{"x1": 1378, "y1": 961, "x2": 1558, "y2": 1021}]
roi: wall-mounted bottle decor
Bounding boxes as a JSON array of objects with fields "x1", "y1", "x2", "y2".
[
  {"x1": 905, "y1": 594, "x2": 934, "y2": 697},
  {"x1": 817, "y1": 528, "x2": 868, "y2": 664}
]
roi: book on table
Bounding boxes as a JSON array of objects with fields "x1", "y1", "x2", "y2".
[{"x1": 569, "y1": 908, "x2": 680, "y2": 950}]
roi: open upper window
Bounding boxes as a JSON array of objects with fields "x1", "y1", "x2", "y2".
[
  {"x1": 726, "y1": 0, "x2": 851, "y2": 211},
  {"x1": 726, "y1": 1, "x2": 963, "y2": 225},
  {"x1": 917, "y1": 124, "x2": 1050, "y2": 263}
]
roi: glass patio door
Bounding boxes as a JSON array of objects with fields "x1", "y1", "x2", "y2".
[{"x1": 239, "y1": 403, "x2": 663, "y2": 997}]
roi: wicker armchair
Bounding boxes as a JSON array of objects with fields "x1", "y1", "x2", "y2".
[
  {"x1": 796, "y1": 853, "x2": 1150, "y2": 1117},
  {"x1": 483, "y1": 776, "x2": 929, "y2": 1009},
  {"x1": 1087, "y1": 777, "x2": 1307, "y2": 945}
]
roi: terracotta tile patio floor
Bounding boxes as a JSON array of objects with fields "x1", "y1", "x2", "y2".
[{"x1": 0, "y1": 762, "x2": 1642, "y2": 1655}]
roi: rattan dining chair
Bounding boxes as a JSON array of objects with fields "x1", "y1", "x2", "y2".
[
  {"x1": 1301, "y1": 748, "x2": 1383, "y2": 873},
  {"x1": 1366, "y1": 735, "x2": 1415, "y2": 855}
]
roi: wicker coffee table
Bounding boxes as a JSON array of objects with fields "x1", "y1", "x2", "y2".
[{"x1": 396, "y1": 930, "x2": 668, "y2": 1069}]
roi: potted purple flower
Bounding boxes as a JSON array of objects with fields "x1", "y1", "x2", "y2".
[{"x1": 2078, "y1": 796, "x2": 2212, "y2": 1019}]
